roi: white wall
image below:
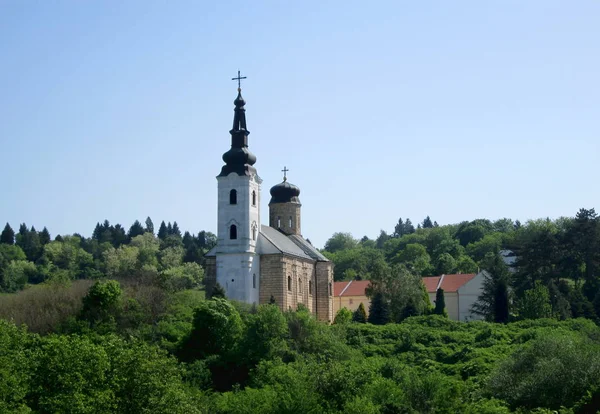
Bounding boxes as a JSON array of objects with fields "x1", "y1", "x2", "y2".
[{"x1": 457, "y1": 271, "x2": 486, "y2": 321}]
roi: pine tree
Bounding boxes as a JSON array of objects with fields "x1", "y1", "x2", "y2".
[
  {"x1": 127, "y1": 220, "x2": 145, "y2": 240},
  {"x1": 167, "y1": 222, "x2": 173, "y2": 235},
  {"x1": 112, "y1": 224, "x2": 127, "y2": 246},
  {"x1": 39, "y1": 227, "x2": 51, "y2": 245},
  {"x1": 171, "y1": 222, "x2": 182, "y2": 238},
  {"x1": 368, "y1": 292, "x2": 390, "y2": 325},
  {"x1": 55, "y1": 234, "x2": 63, "y2": 242},
  {"x1": 212, "y1": 283, "x2": 226, "y2": 299},
  {"x1": 434, "y1": 288, "x2": 447, "y2": 316},
  {"x1": 422, "y1": 216, "x2": 433, "y2": 229},
  {"x1": 404, "y1": 219, "x2": 415, "y2": 234},
  {"x1": 92, "y1": 222, "x2": 102, "y2": 240},
  {"x1": 352, "y1": 303, "x2": 367, "y2": 323},
  {"x1": 393, "y1": 218, "x2": 405, "y2": 238},
  {"x1": 182, "y1": 231, "x2": 194, "y2": 249},
  {"x1": 157, "y1": 221, "x2": 168, "y2": 240},
  {"x1": 0, "y1": 223, "x2": 15, "y2": 245},
  {"x1": 145, "y1": 216, "x2": 154, "y2": 235}
]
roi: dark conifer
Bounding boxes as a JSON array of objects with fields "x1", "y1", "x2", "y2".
[
  {"x1": 55, "y1": 234, "x2": 64, "y2": 242},
  {"x1": 112, "y1": 224, "x2": 127, "y2": 246},
  {"x1": 352, "y1": 303, "x2": 367, "y2": 323},
  {"x1": 167, "y1": 222, "x2": 173, "y2": 235},
  {"x1": 368, "y1": 292, "x2": 390, "y2": 325},
  {"x1": 423, "y1": 216, "x2": 434, "y2": 229},
  {"x1": 127, "y1": 220, "x2": 145, "y2": 240},
  {"x1": 171, "y1": 222, "x2": 182, "y2": 237},
  {"x1": 39, "y1": 227, "x2": 51, "y2": 245},
  {"x1": 145, "y1": 216, "x2": 154, "y2": 235},
  {"x1": 212, "y1": 283, "x2": 226, "y2": 299},
  {"x1": 0, "y1": 223, "x2": 15, "y2": 245},
  {"x1": 157, "y1": 221, "x2": 168, "y2": 240},
  {"x1": 404, "y1": 219, "x2": 415, "y2": 234},
  {"x1": 434, "y1": 288, "x2": 447, "y2": 316}
]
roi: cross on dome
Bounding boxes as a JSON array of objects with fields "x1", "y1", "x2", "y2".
[
  {"x1": 231, "y1": 70, "x2": 247, "y2": 90},
  {"x1": 281, "y1": 166, "x2": 289, "y2": 181}
]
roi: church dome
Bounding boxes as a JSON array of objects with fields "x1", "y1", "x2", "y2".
[{"x1": 269, "y1": 180, "x2": 301, "y2": 204}]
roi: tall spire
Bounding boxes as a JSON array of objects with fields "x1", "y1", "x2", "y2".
[{"x1": 218, "y1": 72, "x2": 257, "y2": 177}]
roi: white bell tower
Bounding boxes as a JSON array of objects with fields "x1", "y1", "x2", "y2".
[{"x1": 213, "y1": 78, "x2": 261, "y2": 304}]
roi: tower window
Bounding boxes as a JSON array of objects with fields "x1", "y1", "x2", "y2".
[
  {"x1": 229, "y1": 189, "x2": 237, "y2": 204},
  {"x1": 288, "y1": 276, "x2": 292, "y2": 292},
  {"x1": 329, "y1": 282, "x2": 332, "y2": 296},
  {"x1": 289, "y1": 216, "x2": 292, "y2": 228},
  {"x1": 298, "y1": 278, "x2": 302, "y2": 293},
  {"x1": 230, "y1": 225, "x2": 237, "y2": 240},
  {"x1": 252, "y1": 226, "x2": 257, "y2": 241},
  {"x1": 252, "y1": 191, "x2": 256, "y2": 206},
  {"x1": 309, "y1": 281, "x2": 313, "y2": 295},
  {"x1": 277, "y1": 216, "x2": 281, "y2": 228},
  {"x1": 253, "y1": 273, "x2": 256, "y2": 289}
]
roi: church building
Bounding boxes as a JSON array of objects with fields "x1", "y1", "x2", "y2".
[{"x1": 204, "y1": 82, "x2": 334, "y2": 322}]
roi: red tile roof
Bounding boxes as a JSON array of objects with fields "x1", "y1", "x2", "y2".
[
  {"x1": 333, "y1": 280, "x2": 371, "y2": 297},
  {"x1": 422, "y1": 276, "x2": 441, "y2": 293},
  {"x1": 437, "y1": 273, "x2": 477, "y2": 292},
  {"x1": 335, "y1": 273, "x2": 479, "y2": 296}
]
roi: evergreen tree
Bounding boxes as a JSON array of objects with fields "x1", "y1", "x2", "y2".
[
  {"x1": 182, "y1": 232, "x2": 194, "y2": 250},
  {"x1": 0, "y1": 223, "x2": 15, "y2": 245},
  {"x1": 171, "y1": 222, "x2": 182, "y2": 238},
  {"x1": 39, "y1": 227, "x2": 51, "y2": 245},
  {"x1": 55, "y1": 234, "x2": 64, "y2": 242},
  {"x1": 92, "y1": 222, "x2": 102, "y2": 240},
  {"x1": 212, "y1": 282, "x2": 226, "y2": 299},
  {"x1": 368, "y1": 292, "x2": 390, "y2": 325},
  {"x1": 404, "y1": 219, "x2": 415, "y2": 234},
  {"x1": 128, "y1": 220, "x2": 145, "y2": 240},
  {"x1": 145, "y1": 216, "x2": 154, "y2": 235},
  {"x1": 111, "y1": 224, "x2": 127, "y2": 246},
  {"x1": 167, "y1": 222, "x2": 173, "y2": 235},
  {"x1": 375, "y1": 230, "x2": 390, "y2": 249},
  {"x1": 157, "y1": 221, "x2": 168, "y2": 241},
  {"x1": 422, "y1": 216, "x2": 433, "y2": 229},
  {"x1": 352, "y1": 303, "x2": 367, "y2": 323},
  {"x1": 393, "y1": 218, "x2": 405, "y2": 238},
  {"x1": 434, "y1": 288, "x2": 447, "y2": 316},
  {"x1": 471, "y1": 253, "x2": 511, "y2": 323}
]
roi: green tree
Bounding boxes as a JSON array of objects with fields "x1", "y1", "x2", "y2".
[
  {"x1": 38, "y1": 226, "x2": 51, "y2": 245},
  {"x1": 80, "y1": 280, "x2": 123, "y2": 328},
  {"x1": 471, "y1": 253, "x2": 510, "y2": 323},
  {"x1": 145, "y1": 216, "x2": 155, "y2": 234},
  {"x1": 368, "y1": 291, "x2": 390, "y2": 325},
  {"x1": 128, "y1": 220, "x2": 145, "y2": 241},
  {"x1": 393, "y1": 218, "x2": 405, "y2": 238},
  {"x1": 157, "y1": 221, "x2": 168, "y2": 241},
  {"x1": 352, "y1": 303, "x2": 367, "y2": 323},
  {"x1": 393, "y1": 243, "x2": 432, "y2": 275},
  {"x1": 516, "y1": 281, "x2": 553, "y2": 320},
  {"x1": 212, "y1": 282, "x2": 227, "y2": 298},
  {"x1": 241, "y1": 304, "x2": 289, "y2": 364},
  {"x1": 435, "y1": 253, "x2": 457, "y2": 275},
  {"x1": 0, "y1": 260, "x2": 36, "y2": 292},
  {"x1": 0, "y1": 223, "x2": 15, "y2": 245},
  {"x1": 333, "y1": 307, "x2": 353, "y2": 324},
  {"x1": 434, "y1": 288, "x2": 447, "y2": 316},
  {"x1": 324, "y1": 232, "x2": 358, "y2": 253},
  {"x1": 422, "y1": 216, "x2": 433, "y2": 229},
  {"x1": 179, "y1": 298, "x2": 243, "y2": 360}
]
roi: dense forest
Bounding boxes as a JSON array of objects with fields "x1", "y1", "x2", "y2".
[{"x1": 1, "y1": 208, "x2": 600, "y2": 413}]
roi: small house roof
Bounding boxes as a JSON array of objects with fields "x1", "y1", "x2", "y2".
[{"x1": 333, "y1": 280, "x2": 371, "y2": 297}]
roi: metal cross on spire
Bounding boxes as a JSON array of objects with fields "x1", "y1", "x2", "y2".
[
  {"x1": 282, "y1": 166, "x2": 289, "y2": 181},
  {"x1": 231, "y1": 70, "x2": 247, "y2": 89}
]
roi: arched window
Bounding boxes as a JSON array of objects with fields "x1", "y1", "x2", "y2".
[
  {"x1": 298, "y1": 278, "x2": 302, "y2": 293},
  {"x1": 309, "y1": 281, "x2": 313, "y2": 295},
  {"x1": 328, "y1": 282, "x2": 332, "y2": 296},
  {"x1": 287, "y1": 276, "x2": 292, "y2": 291},
  {"x1": 252, "y1": 225, "x2": 257, "y2": 241},
  {"x1": 277, "y1": 216, "x2": 281, "y2": 228},
  {"x1": 253, "y1": 273, "x2": 256, "y2": 289},
  {"x1": 229, "y1": 189, "x2": 237, "y2": 204},
  {"x1": 252, "y1": 191, "x2": 256, "y2": 206},
  {"x1": 289, "y1": 216, "x2": 292, "y2": 228},
  {"x1": 230, "y1": 224, "x2": 237, "y2": 240}
]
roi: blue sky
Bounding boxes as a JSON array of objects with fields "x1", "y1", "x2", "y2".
[{"x1": 1, "y1": 1, "x2": 599, "y2": 248}]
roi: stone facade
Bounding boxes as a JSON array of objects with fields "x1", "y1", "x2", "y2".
[{"x1": 268, "y1": 202, "x2": 301, "y2": 236}]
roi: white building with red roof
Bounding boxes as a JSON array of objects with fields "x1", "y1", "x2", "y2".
[{"x1": 333, "y1": 271, "x2": 487, "y2": 321}]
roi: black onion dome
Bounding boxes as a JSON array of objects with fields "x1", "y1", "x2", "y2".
[
  {"x1": 269, "y1": 180, "x2": 301, "y2": 204},
  {"x1": 218, "y1": 88, "x2": 257, "y2": 177}
]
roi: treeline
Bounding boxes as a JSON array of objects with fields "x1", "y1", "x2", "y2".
[
  {"x1": 2, "y1": 293, "x2": 600, "y2": 413},
  {"x1": 0, "y1": 218, "x2": 216, "y2": 293},
  {"x1": 323, "y1": 208, "x2": 600, "y2": 323}
]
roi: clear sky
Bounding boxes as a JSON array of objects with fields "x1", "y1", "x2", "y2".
[{"x1": 1, "y1": 1, "x2": 599, "y2": 248}]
